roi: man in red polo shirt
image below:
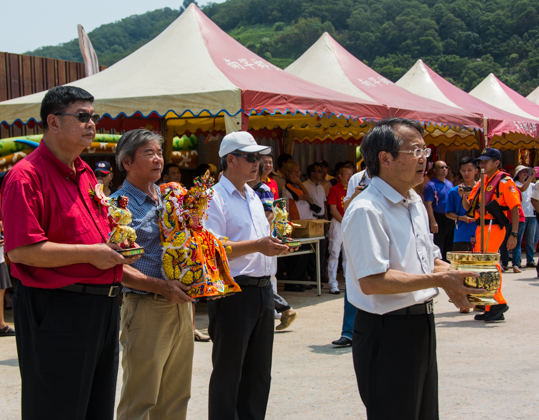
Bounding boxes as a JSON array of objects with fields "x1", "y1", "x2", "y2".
[
  {"x1": 327, "y1": 166, "x2": 353, "y2": 294},
  {"x1": 1, "y1": 86, "x2": 139, "y2": 420},
  {"x1": 261, "y1": 154, "x2": 279, "y2": 199}
]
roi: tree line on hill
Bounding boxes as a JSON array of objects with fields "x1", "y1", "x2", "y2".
[{"x1": 26, "y1": 0, "x2": 539, "y2": 96}]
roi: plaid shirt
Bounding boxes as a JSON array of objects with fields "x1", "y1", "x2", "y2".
[{"x1": 111, "y1": 180, "x2": 163, "y2": 295}]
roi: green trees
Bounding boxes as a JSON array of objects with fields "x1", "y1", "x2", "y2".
[{"x1": 25, "y1": 0, "x2": 539, "y2": 96}]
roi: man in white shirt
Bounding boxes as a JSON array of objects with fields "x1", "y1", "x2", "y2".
[
  {"x1": 302, "y1": 163, "x2": 326, "y2": 218},
  {"x1": 342, "y1": 118, "x2": 483, "y2": 419},
  {"x1": 205, "y1": 131, "x2": 293, "y2": 420}
]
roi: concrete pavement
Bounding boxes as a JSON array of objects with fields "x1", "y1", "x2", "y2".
[{"x1": 1, "y1": 266, "x2": 538, "y2": 419}]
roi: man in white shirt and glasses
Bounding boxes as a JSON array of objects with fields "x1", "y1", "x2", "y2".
[
  {"x1": 205, "y1": 131, "x2": 295, "y2": 420},
  {"x1": 342, "y1": 118, "x2": 483, "y2": 420}
]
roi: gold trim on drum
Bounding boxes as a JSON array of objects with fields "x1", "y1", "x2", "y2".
[{"x1": 446, "y1": 251, "x2": 500, "y2": 263}]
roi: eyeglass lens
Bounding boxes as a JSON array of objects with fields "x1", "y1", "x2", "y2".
[{"x1": 78, "y1": 112, "x2": 100, "y2": 124}]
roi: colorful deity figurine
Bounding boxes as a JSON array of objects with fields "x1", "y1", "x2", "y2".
[
  {"x1": 89, "y1": 183, "x2": 144, "y2": 256},
  {"x1": 271, "y1": 198, "x2": 300, "y2": 246},
  {"x1": 158, "y1": 173, "x2": 241, "y2": 299}
]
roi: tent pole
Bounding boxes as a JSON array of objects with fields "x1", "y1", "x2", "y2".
[{"x1": 484, "y1": 117, "x2": 489, "y2": 148}]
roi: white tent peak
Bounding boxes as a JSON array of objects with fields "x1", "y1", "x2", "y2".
[
  {"x1": 285, "y1": 33, "x2": 376, "y2": 102},
  {"x1": 469, "y1": 73, "x2": 538, "y2": 120},
  {"x1": 396, "y1": 60, "x2": 462, "y2": 109},
  {"x1": 527, "y1": 85, "x2": 539, "y2": 104}
]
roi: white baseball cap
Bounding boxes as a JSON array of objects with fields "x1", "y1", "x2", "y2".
[{"x1": 219, "y1": 131, "x2": 271, "y2": 157}]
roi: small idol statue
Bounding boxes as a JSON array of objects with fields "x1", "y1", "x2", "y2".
[
  {"x1": 158, "y1": 172, "x2": 241, "y2": 299},
  {"x1": 271, "y1": 198, "x2": 300, "y2": 247},
  {"x1": 89, "y1": 183, "x2": 144, "y2": 256}
]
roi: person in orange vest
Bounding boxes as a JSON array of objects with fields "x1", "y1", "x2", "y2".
[{"x1": 461, "y1": 148, "x2": 520, "y2": 322}]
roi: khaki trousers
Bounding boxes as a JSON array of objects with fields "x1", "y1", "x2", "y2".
[{"x1": 117, "y1": 293, "x2": 193, "y2": 420}]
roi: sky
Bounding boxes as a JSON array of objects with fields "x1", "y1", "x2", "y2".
[{"x1": 0, "y1": 0, "x2": 222, "y2": 54}]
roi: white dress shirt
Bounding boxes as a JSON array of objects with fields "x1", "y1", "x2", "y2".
[
  {"x1": 204, "y1": 175, "x2": 272, "y2": 278},
  {"x1": 344, "y1": 170, "x2": 371, "y2": 203},
  {"x1": 282, "y1": 187, "x2": 314, "y2": 220},
  {"x1": 517, "y1": 181, "x2": 535, "y2": 217},
  {"x1": 342, "y1": 176, "x2": 441, "y2": 315},
  {"x1": 302, "y1": 179, "x2": 326, "y2": 217}
]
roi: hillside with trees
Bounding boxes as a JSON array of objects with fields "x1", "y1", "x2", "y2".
[{"x1": 26, "y1": 0, "x2": 539, "y2": 96}]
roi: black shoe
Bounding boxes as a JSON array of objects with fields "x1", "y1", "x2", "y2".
[
  {"x1": 475, "y1": 304, "x2": 509, "y2": 322},
  {"x1": 331, "y1": 337, "x2": 352, "y2": 347},
  {"x1": 474, "y1": 313, "x2": 486, "y2": 321},
  {"x1": 526, "y1": 261, "x2": 537, "y2": 268},
  {"x1": 284, "y1": 284, "x2": 306, "y2": 292}
]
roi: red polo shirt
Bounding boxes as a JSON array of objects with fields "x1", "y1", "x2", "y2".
[
  {"x1": 262, "y1": 176, "x2": 279, "y2": 199},
  {"x1": 328, "y1": 182, "x2": 347, "y2": 217},
  {"x1": 1, "y1": 141, "x2": 122, "y2": 288}
]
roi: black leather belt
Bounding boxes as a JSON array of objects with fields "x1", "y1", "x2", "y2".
[
  {"x1": 59, "y1": 283, "x2": 121, "y2": 298},
  {"x1": 476, "y1": 219, "x2": 499, "y2": 226},
  {"x1": 234, "y1": 275, "x2": 271, "y2": 288},
  {"x1": 385, "y1": 300, "x2": 434, "y2": 316}
]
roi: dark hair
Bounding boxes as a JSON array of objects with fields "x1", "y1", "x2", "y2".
[
  {"x1": 361, "y1": 118, "x2": 424, "y2": 178},
  {"x1": 116, "y1": 129, "x2": 163, "y2": 175},
  {"x1": 220, "y1": 156, "x2": 229, "y2": 173},
  {"x1": 306, "y1": 163, "x2": 321, "y2": 177},
  {"x1": 334, "y1": 161, "x2": 344, "y2": 173},
  {"x1": 277, "y1": 153, "x2": 292, "y2": 169},
  {"x1": 40, "y1": 86, "x2": 94, "y2": 130},
  {"x1": 319, "y1": 160, "x2": 329, "y2": 169},
  {"x1": 195, "y1": 163, "x2": 211, "y2": 177},
  {"x1": 459, "y1": 156, "x2": 477, "y2": 169},
  {"x1": 162, "y1": 163, "x2": 180, "y2": 177}
]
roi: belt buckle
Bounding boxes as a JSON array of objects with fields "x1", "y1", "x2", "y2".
[
  {"x1": 426, "y1": 300, "x2": 433, "y2": 314},
  {"x1": 108, "y1": 285, "x2": 120, "y2": 297}
]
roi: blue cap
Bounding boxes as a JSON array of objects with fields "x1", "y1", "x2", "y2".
[{"x1": 476, "y1": 148, "x2": 501, "y2": 162}]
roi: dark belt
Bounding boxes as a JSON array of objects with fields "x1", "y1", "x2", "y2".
[
  {"x1": 59, "y1": 283, "x2": 122, "y2": 298},
  {"x1": 234, "y1": 275, "x2": 271, "y2": 288},
  {"x1": 385, "y1": 300, "x2": 434, "y2": 316}
]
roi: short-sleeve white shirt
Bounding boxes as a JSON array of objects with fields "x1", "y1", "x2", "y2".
[
  {"x1": 204, "y1": 175, "x2": 272, "y2": 277},
  {"x1": 344, "y1": 170, "x2": 371, "y2": 203},
  {"x1": 302, "y1": 179, "x2": 326, "y2": 217},
  {"x1": 342, "y1": 176, "x2": 440, "y2": 315},
  {"x1": 517, "y1": 181, "x2": 535, "y2": 217}
]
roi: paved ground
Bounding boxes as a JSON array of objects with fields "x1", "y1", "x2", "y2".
[{"x1": 1, "y1": 266, "x2": 538, "y2": 419}]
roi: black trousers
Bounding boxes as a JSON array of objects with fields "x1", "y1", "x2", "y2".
[
  {"x1": 274, "y1": 292, "x2": 291, "y2": 313},
  {"x1": 353, "y1": 309, "x2": 439, "y2": 420},
  {"x1": 433, "y1": 211, "x2": 454, "y2": 261},
  {"x1": 208, "y1": 282, "x2": 275, "y2": 420},
  {"x1": 452, "y1": 241, "x2": 472, "y2": 252},
  {"x1": 12, "y1": 281, "x2": 120, "y2": 420}
]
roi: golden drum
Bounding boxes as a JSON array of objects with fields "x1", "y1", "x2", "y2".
[{"x1": 446, "y1": 252, "x2": 501, "y2": 306}]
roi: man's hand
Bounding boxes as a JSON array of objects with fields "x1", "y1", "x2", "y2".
[
  {"x1": 159, "y1": 280, "x2": 195, "y2": 304},
  {"x1": 430, "y1": 221, "x2": 439, "y2": 234},
  {"x1": 88, "y1": 243, "x2": 139, "y2": 270},
  {"x1": 461, "y1": 215, "x2": 475, "y2": 224},
  {"x1": 289, "y1": 173, "x2": 302, "y2": 185},
  {"x1": 0, "y1": 239, "x2": 4, "y2": 247},
  {"x1": 506, "y1": 235, "x2": 517, "y2": 250},
  {"x1": 256, "y1": 236, "x2": 291, "y2": 256},
  {"x1": 439, "y1": 270, "x2": 485, "y2": 309},
  {"x1": 105, "y1": 243, "x2": 142, "y2": 265},
  {"x1": 457, "y1": 186, "x2": 471, "y2": 199}
]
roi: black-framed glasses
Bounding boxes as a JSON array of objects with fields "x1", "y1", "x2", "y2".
[
  {"x1": 54, "y1": 112, "x2": 100, "y2": 124},
  {"x1": 230, "y1": 152, "x2": 260, "y2": 163},
  {"x1": 399, "y1": 148, "x2": 432, "y2": 158},
  {"x1": 95, "y1": 172, "x2": 108, "y2": 178}
]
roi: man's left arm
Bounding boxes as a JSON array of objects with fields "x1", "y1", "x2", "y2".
[{"x1": 506, "y1": 206, "x2": 520, "y2": 250}]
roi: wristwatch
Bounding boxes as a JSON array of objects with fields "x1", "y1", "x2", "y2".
[{"x1": 511, "y1": 232, "x2": 518, "y2": 238}]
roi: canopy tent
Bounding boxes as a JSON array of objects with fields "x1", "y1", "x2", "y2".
[
  {"x1": 0, "y1": 4, "x2": 388, "y2": 153},
  {"x1": 469, "y1": 74, "x2": 539, "y2": 121},
  {"x1": 396, "y1": 60, "x2": 539, "y2": 149},
  {"x1": 284, "y1": 32, "x2": 483, "y2": 147},
  {"x1": 527, "y1": 85, "x2": 539, "y2": 104}
]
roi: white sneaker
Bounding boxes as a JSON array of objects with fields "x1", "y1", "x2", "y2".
[
  {"x1": 274, "y1": 310, "x2": 282, "y2": 320},
  {"x1": 329, "y1": 284, "x2": 340, "y2": 295}
]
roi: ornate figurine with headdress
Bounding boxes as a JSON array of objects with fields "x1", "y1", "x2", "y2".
[
  {"x1": 158, "y1": 172, "x2": 241, "y2": 298},
  {"x1": 271, "y1": 198, "x2": 300, "y2": 247},
  {"x1": 89, "y1": 183, "x2": 144, "y2": 256}
]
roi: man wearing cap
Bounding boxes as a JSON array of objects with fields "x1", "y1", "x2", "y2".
[
  {"x1": 1, "y1": 86, "x2": 139, "y2": 420},
  {"x1": 94, "y1": 161, "x2": 115, "y2": 196},
  {"x1": 461, "y1": 148, "x2": 519, "y2": 321},
  {"x1": 205, "y1": 131, "x2": 293, "y2": 420}
]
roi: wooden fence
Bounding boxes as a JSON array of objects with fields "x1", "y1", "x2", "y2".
[{"x1": 0, "y1": 51, "x2": 106, "y2": 139}]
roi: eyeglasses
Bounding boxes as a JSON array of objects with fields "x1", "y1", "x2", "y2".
[
  {"x1": 95, "y1": 172, "x2": 109, "y2": 178},
  {"x1": 230, "y1": 152, "x2": 260, "y2": 163},
  {"x1": 313, "y1": 170, "x2": 322, "y2": 173},
  {"x1": 399, "y1": 148, "x2": 432, "y2": 158},
  {"x1": 54, "y1": 112, "x2": 100, "y2": 124}
]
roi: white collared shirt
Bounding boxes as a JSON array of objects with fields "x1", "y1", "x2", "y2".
[
  {"x1": 302, "y1": 179, "x2": 326, "y2": 217},
  {"x1": 342, "y1": 176, "x2": 440, "y2": 315},
  {"x1": 517, "y1": 181, "x2": 535, "y2": 217},
  {"x1": 344, "y1": 170, "x2": 371, "y2": 203},
  {"x1": 204, "y1": 175, "x2": 272, "y2": 277}
]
